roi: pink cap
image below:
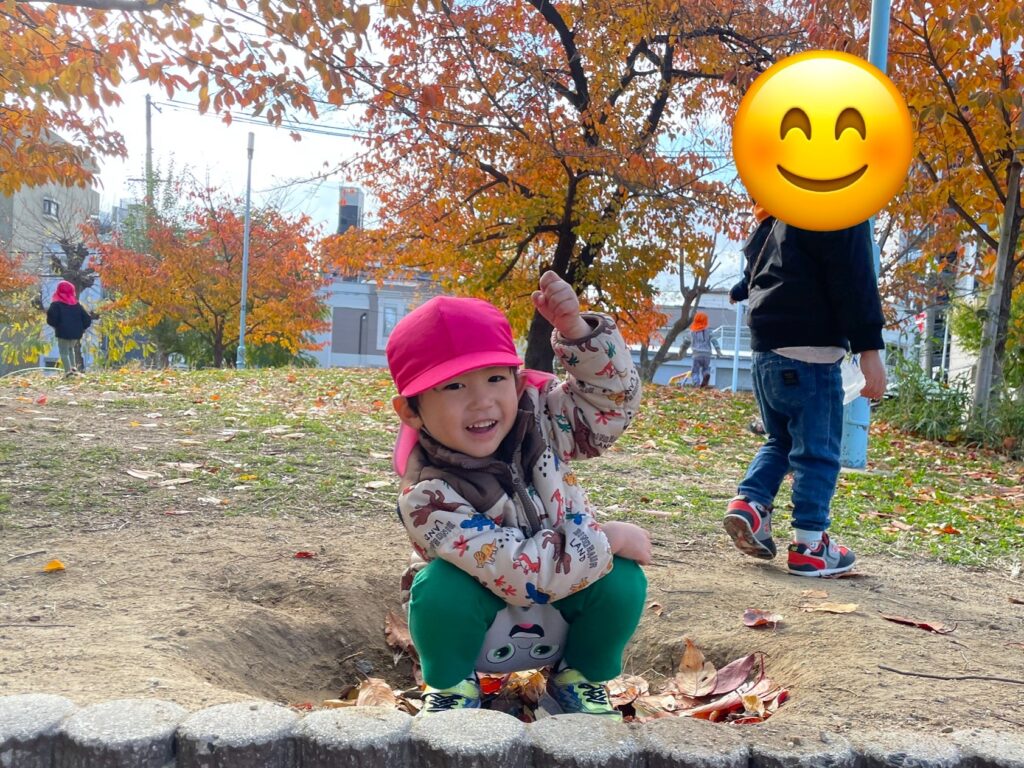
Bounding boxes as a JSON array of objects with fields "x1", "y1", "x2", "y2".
[
  {"x1": 386, "y1": 296, "x2": 523, "y2": 475},
  {"x1": 386, "y1": 296, "x2": 522, "y2": 397}
]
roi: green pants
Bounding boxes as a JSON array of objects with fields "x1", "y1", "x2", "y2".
[{"x1": 409, "y1": 556, "x2": 647, "y2": 688}]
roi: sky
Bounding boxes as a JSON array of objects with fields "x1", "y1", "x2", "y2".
[
  {"x1": 96, "y1": 81, "x2": 366, "y2": 237},
  {"x1": 95, "y1": 80, "x2": 745, "y2": 290}
]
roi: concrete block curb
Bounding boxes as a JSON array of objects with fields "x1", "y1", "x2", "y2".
[
  {"x1": 409, "y1": 708, "x2": 529, "y2": 767},
  {"x1": 176, "y1": 701, "x2": 298, "y2": 768},
  {"x1": 57, "y1": 698, "x2": 186, "y2": 768},
  {"x1": 745, "y1": 722, "x2": 854, "y2": 767},
  {"x1": 294, "y1": 706, "x2": 412, "y2": 767},
  {"x1": 529, "y1": 714, "x2": 640, "y2": 768},
  {"x1": 950, "y1": 729, "x2": 1024, "y2": 768},
  {"x1": 639, "y1": 716, "x2": 748, "y2": 767},
  {"x1": 853, "y1": 730, "x2": 962, "y2": 768},
  {"x1": 0, "y1": 693, "x2": 76, "y2": 768},
  {"x1": 3, "y1": 694, "x2": 1021, "y2": 767}
]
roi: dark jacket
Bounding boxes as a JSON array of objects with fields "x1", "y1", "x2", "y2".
[
  {"x1": 46, "y1": 301, "x2": 92, "y2": 341},
  {"x1": 730, "y1": 218, "x2": 884, "y2": 354}
]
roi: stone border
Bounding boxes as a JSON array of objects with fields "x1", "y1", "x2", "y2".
[{"x1": 2, "y1": 694, "x2": 1022, "y2": 768}]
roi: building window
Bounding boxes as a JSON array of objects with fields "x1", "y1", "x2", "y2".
[
  {"x1": 43, "y1": 198, "x2": 60, "y2": 218},
  {"x1": 377, "y1": 300, "x2": 405, "y2": 350}
]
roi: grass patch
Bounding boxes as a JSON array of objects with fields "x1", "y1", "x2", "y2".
[{"x1": 3, "y1": 367, "x2": 1021, "y2": 567}]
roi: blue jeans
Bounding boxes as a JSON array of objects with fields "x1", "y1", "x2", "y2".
[{"x1": 738, "y1": 351, "x2": 842, "y2": 532}]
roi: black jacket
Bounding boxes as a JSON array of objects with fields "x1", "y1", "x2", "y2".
[
  {"x1": 46, "y1": 301, "x2": 92, "y2": 341},
  {"x1": 730, "y1": 218, "x2": 884, "y2": 354}
]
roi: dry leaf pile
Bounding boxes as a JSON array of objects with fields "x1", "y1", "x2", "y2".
[{"x1": 303, "y1": 620, "x2": 789, "y2": 723}]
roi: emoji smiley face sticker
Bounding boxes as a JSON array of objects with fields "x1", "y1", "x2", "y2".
[{"x1": 732, "y1": 50, "x2": 913, "y2": 231}]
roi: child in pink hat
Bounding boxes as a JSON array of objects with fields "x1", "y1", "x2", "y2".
[{"x1": 386, "y1": 271, "x2": 650, "y2": 717}]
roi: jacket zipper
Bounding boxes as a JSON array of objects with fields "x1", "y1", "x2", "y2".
[{"x1": 508, "y1": 462, "x2": 542, "y2": 534}]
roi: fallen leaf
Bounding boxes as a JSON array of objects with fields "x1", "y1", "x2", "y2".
[
  {"x1": 35, "y1": 395, "x2": 47, "y2": 405},
  {"x1": 710, "y1": 654, "x2": 759, "y2": 695},
  {"x1": 801, "y1": 589, "x2": 828, "y2": 599},
  {"x1": 741, "y1": 692, "x2": 765, "y2": 717},
  {"x1": 126, "y1": 469, "x2": 163, "y2": 480},
  {"x1": 606, "y1": 674, "x2": 649, "y2": 707},
  {"x1": 163, "y1": 462, "x2": 202, "y2": 471},
  {"x1": 237, "y1": 474, "x2": 258, "y2": 481},
  {"x1": 158, "y1": 478, "x2": 196, "y2": 487},
  {"x1": 742, "y1": 608, "x2": 783, "y2": 628},
  {"x1": 880, "y1": 613, "x2": 955, "y2": 634},
  {"x1": 800, "y1": 602, "x2": 858, "y2": 613},
  {"x1": 294, "y1": 551, "x2": 317, "y2": 559},
  {"x1": 320, "y1": 698, "x2": 356, "y2": 708},
  {"x1": 365, "y1": 480, "x2": 391, "y2": 490},
  {"x1": 931, "y1": 523, "x2": 962, "y2": 535},
  {"x1": 355, "y1": 678, "x2": 398, "y2": 708},
  {"x1": 1009, "y1": 596, "x2": 1024, "y2": 606},
  {"x1": 648, "y1": 602, "x2": 664, "y2": 617},
  {"x1": 384, "y1": 610, "x2": 419, "y2": 660},
  {"x1": 163, "y1": 510, "x2": 194, "y2": 516},
  {"x1": 675, "y1": 637, "x2": 717, "y2": 697},
  {"x1": 197, "y1": 497, "x2": 227, "y2": 506},
  {"x1": 42, "y1": 559, "x2": 65, "y2": 572}
]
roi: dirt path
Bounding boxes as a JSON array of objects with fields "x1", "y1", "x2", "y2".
[
  {"x1": 3, "y1": 512, "x2": 1024, "y2": 733},
  {"x1": 2, "y1": 380, "x2": 1023, "y2": 732}
]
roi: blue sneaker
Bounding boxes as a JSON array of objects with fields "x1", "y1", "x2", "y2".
[
  {"x1": 787, "y1": 533, "x2": 856, "y2": 577},
  {"x1": 547, "y1": 668, "x2": 621, "y2": 719},
  {"x1": 420, "y1": 676, "x2": 481, "y2": 715},
  {"x1": 723, "y1": 496, "x2": 777, "y2": 559}
]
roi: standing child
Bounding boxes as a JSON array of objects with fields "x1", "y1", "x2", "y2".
[
  {"x1": 386, "y1": 271, "x2": 650, "y2": 716},
  {"x1": 724, "y1": 205, "x2": 886, "y2": 577},
  {"x1": 45, "y1": 281, "x2": 92, "y2": 377},
  {"x1": 684, "y1": 312, "x2": 722, "y2": 387}
]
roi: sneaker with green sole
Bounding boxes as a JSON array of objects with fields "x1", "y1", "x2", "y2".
[
  {"x1": 547, "y1": 667, "x2": 621, "y2": 719},
  {"x1": 419, "y1": 676, "x2": 482, "y2": 715}
]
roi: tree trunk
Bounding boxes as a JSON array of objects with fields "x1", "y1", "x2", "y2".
[
  {"x1": 524, "y1": 310, "x2": 555, "y2": 371},
  {"x1": 973, "y1": 154, "x2": 1022, "y2": 416}
]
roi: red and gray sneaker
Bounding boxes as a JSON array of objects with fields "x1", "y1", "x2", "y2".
[
  {"x1": 787, "y1": 533, "x2": 856, "y2": 577},
  {"x1": 723, "y1": 496, "x2": 776, "y2": 560}
]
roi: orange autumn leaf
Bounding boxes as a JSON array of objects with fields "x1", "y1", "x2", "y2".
[
  {"x1": 42, "y1": 559, "x2": 66, "y2": 572},
  {"x1": 675, "y1": 636, "x2": 717, "y2": 697}
]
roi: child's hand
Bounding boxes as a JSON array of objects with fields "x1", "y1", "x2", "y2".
[
  {"x1": 601, "y1": 521, "x2": 653, "y2": 565},
  {"x1": 532, "y1": 271, "x2": 591, "y2": 339},
  {"x1": 859, "y1": 349, "x2": 887, "y2": 399}
]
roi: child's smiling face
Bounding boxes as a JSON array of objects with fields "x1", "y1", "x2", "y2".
[{"x1": 398, "y1": 366, "x2": 522, "y2": 459}]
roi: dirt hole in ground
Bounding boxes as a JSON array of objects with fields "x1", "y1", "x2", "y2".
[{"x1": 180, "y1": 573, "x2": 781, "y2": 718}]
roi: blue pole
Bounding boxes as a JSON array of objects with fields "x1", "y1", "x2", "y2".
[
  {"x1": 840, "y1": 0, "x2": 890, "y2": 469},
  {"x1": 236, "y1": 132, "x2": 254, "y2": 369},
  {"x1": 731, "y1": 300, "x2": 742, "y2": 392}
]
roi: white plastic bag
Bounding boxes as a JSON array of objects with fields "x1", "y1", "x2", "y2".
[{"x1": 840, "y1": 355, "x2": 866, "y2": 405}]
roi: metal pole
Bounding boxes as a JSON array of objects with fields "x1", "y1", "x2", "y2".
[
  {"x1": 236, "y1": 132, "x2": 254, "y2": 369},
  {"x1": 840, "y1": 0, "x2": 891, "y2": 469},
  {"x1": 731, "y1": 300, "x2": 742, "y2": 392}
]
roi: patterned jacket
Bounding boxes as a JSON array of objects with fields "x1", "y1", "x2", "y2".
[{"x1": 396, "y1": 313, "x2": 641, "y2": 607}]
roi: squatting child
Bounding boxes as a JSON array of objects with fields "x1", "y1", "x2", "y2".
[
  {"x1": 386, "y1": 271, "x2": 651, "y2": 716},
  {"x1": 724, "y1": 203, "x2": 886, "y2": 577}
]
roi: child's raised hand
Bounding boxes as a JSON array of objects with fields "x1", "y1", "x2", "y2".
[
  {"x1": 601, "y1": 521, "x2": 653, "y2": 565},
  {"x1": 532, "y1": 271, "x2": 590, "y2": 339}
]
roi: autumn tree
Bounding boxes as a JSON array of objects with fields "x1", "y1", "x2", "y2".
[
  {"x1": 0, "y1": 252, "x2": 45, "y2": 364},
  {"x1": 884, "y1": 0, "x2": 1023, "y2": 412},
  {"x1": 637, "y1": 233, "x2": 721, "y2": 381},
  {"x1": 0, "y1": 0, "x2": 385, "y2": 193},
  {"x1": 321, "y1": 0, "x2": 805, "y2": 370},
  {"x1": 95, "y1": 187, "x2": 329, "y2": 367}
]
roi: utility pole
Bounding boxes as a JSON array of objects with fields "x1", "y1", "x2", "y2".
[
  {"x1": 839, "y1": 0, "x2": 891, "y2": 469},
  {"x1": 145, "y1": 94, "x2": 154, "y2": 212},
  {"x1": 236, "y1": 132, "x2": 255, "y2": 370}
]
